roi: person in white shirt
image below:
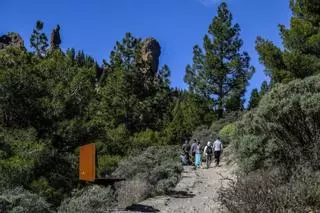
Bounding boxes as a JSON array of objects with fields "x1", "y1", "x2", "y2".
[{"x1": 213, "y1": 137, "x2": 223, "y2": 166}]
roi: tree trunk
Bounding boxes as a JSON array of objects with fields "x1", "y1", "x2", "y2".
[{"x1": 217, "y1": 85, "x2": 224, "y2": 119}]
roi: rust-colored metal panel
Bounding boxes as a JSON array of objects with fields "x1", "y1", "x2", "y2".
[{"x1": 79, "y1": 143, "x2": 96, "y2": 181}]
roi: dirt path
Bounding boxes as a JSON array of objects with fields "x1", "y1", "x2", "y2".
[{"x1": 124, "y1": 157, "x2": 236, "y2": 213}]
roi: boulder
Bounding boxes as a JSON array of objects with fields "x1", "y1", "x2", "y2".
[{"x1": 0, "y1": 32, "x2": 24, "y2": 50}]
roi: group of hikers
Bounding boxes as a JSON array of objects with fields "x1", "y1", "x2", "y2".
[{"x1": 181, "y1": 137, "x2": 223, "y2": 169}]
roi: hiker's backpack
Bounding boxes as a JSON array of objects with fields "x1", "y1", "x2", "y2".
[
  {"x1": 183, "y1": 144, "x2": 191, "y2": 153},
  {"x1": 206, "y1": 146, "x2": 213, "y2": 155}
]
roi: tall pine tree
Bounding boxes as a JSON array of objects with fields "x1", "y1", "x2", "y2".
[
  {"x1": 30, "y1": 20, "x2": 48, "y2": 57},
  {"x1": 184, "y1": 2, "x2": 254, "y2": 118},
  {"x1": 248, "y1": 89, "x2": 260, "y2": 110},
  {"x1": 259, "y1": 80, "x2": 269, "y2": 96},
  {"x1": 256, "y1": 0, "x2": 320, "y2": 84}
]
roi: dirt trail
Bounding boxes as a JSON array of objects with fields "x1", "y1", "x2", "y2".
[{"x1": 124, "y1": 155, "x2": 237, "y2": 213}]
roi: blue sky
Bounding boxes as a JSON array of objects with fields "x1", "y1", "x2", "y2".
[{"x1": 1, "y1": 0, "x2": 291, "y2": 100}]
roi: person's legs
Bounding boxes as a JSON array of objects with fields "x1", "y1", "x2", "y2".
[
  {"x1": 185, "y1": 152, "x2": 190, "y2": 165},
  {"x1": 192, "y1": 152, "x2": 196, "y2": 165},
  {"x1": 214, "y1": 151, "x2": 218, "y2": 166},
  {"x1": 215, "y1": 151, "x2": 221, "y2": 166},
  {"x1": 195, "y1": 153, "x2": 200, "y2": 168},
  {"x1": 206, "y1": 154, "x2": 211, "y2": 168}
]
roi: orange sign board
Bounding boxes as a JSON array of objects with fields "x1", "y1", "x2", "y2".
[{"x1": 79, "y1": 143, "x2": 96, "y2": 181}]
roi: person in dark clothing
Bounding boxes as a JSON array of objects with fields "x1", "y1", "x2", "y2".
[
  {"x1": 204, "y1": 141, "x2": 213, "y2": 168},
  {"x1": 213, "y1": 137, "x2": 223, "y2": 166},
  {"x1": 182, "y1": 140, "x2": 191, "y2": 165}
]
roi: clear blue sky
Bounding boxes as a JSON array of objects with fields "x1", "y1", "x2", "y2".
[{"x1": 1, "y1": 0, "x2": 291, "y2": 100}]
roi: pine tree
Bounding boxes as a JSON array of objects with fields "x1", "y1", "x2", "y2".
[
  {"x1": 158, "y1": 64, "x2": 171, "y2": 87},
  {"x1": 248, "y1": 89, "x2": 260, "y2": 110},
  {"x1": 256, "y1": 0, "x2": 320, "y2": 84},
  {"x1": 76, "y1": 50, "x2": 85, "y2": 66},
  {"x1": 259, "y1": 80, "x2": 269, "y2": 96},
  {"x1": 99, "y1": 33, "x2": 172, "y2": 132},
  {"x1": 30, "y1": 20, "x2": 48, "y2": 57},
  {"x1": 66, "y1": 48, "x2": 76, "y2": 62},
  {"x1": 184, "y1": 2, "x2": 254, "y2": 118}
]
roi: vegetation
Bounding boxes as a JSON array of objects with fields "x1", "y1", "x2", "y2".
[
  {"x1": 0, "y1": 187, "x2": 53, "y2": 213},
  {"x1": 113, "y1": 146, "x2": 182, "y2": 208},
  {"x1": 218, "y1": 1, "x2": 320, "y2": 212},
  {"x1": 2, "y1": 0, "x2": 320, "y2": 212},
  {"x1": 184, "y1": 2, "x2": 254, "y2": 118},
  {"x1": 0, "y1": 6, "x2": 229, "y2": 210},
  {"x1": 58, "y1": 185, "x2": 116, "y2": 213},
  {"x1": 256, "y1": 0, "x2": 320, "y2": 84}
]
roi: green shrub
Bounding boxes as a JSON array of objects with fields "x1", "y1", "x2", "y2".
[
  {"x1": 0, "y1": 187, "x2": 52, "y2": 213},
  {"x1": 190, "y1": 125, "x2": 216, "y2": 147},
  {"x1": 112, "y1": 146, "x2": 182, "y2": 208},
  {"x1": 221, "y1": 75, "x2": 320, "y2": 212},
  {"x1": 218, "y1": 123, "x2": 237, "y2": 145},
  {"x1": 0, "y1": 128, "x2": 52, "y2": 189},
  {"x1": 210, "y1": 111, "x2": 241, "y2": 133},
  {"x1": 131, "y1": 129, "x2": 160, "y2": 151},
  {"x1": 58, "y1": 185, "x2": 116, "y2": 213},
  {"x1": 97, "y1": 155, "x2": 122, "y2": 178},
  {"x1": 234, "y1": 75, "x2": 320, "y2": 172},
  {"x1": 219, "y1": 167, "x2": 320, "y2": 213},
  {"x1": 103, "y1": 124, "x2": 131, "y2": 156},
  {"x1": 29, "y1": 177, "x2": 62, "y2": 207},
  {"x1": 235, "y1": 135, "x2": 266, "y2": 172}
]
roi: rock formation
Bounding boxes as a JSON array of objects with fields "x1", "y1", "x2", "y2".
[
  {"x1": 0, "y1": 33, "x2": 24, "y2": 50},
  {"x1": 141, "y1": 38, "x2": 161, "y2": 74},
  {"x1": 50, "y1": 25, "x2": 61, "y2": 50}
]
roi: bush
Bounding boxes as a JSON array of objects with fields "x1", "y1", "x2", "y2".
[
  {"x1": 96, "y1": 155, "x2": 122, "y2": 178},
  {"x1": 221, "y1": 75, "x2": 320, "y2": 212},
  {"x1": 0, "y1": 128, "x2": 52, "y2": 189},
  {"x1": 112, "y1": 146, "x2": 182, "y2": 208},
  {"x1": 131, "y1": 129, "x2": 160, "y2": 151},
  {"x1": 115, "y1": 179, "x2": 151, "y2": 209},
  {"x1": 190, "y1": 125, "x2": 216, "y2": 147},
  {"x1": 234, "y1": 75, "x2": 320, "y2": 172},
  {"x1": 218, "y1": 123, "x2": 237, "y2": 145},
  {"x1": 234, "y1": 134, "x2": 266, "y2": 172},
  {"x1": 58, "y1": 185, "x2": 116, "y2": 213},
  {"x1": 210, "y1": 111, "x2": 241, "y2": 133},
  {"x1": 219, "y1": 167, "x2": 320, "y2": 213},
  {"x1": 0, "y1": 187, "x2": 52, "y2": 213},
  {"x1": 29, "y1": 177, "x2": 62, "y2": 208}
]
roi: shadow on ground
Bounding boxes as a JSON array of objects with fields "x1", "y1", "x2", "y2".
[
  {"x1": 125, "y1": 204, "x2": 160, "y2": 212},
  {"x1": 167, "y1": 190, "x2": 195, "y2": 198}
]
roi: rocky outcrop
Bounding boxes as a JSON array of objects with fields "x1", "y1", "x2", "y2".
[
  {"x1": 50, "y1": 25, "x2": 61, "y2": 50},
  {"x1": 141, "y1": 38, "x2": 161, "y2": 74},
  {"x1": 0, "y1": 33, "x2": 24, "y2": 50}
]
